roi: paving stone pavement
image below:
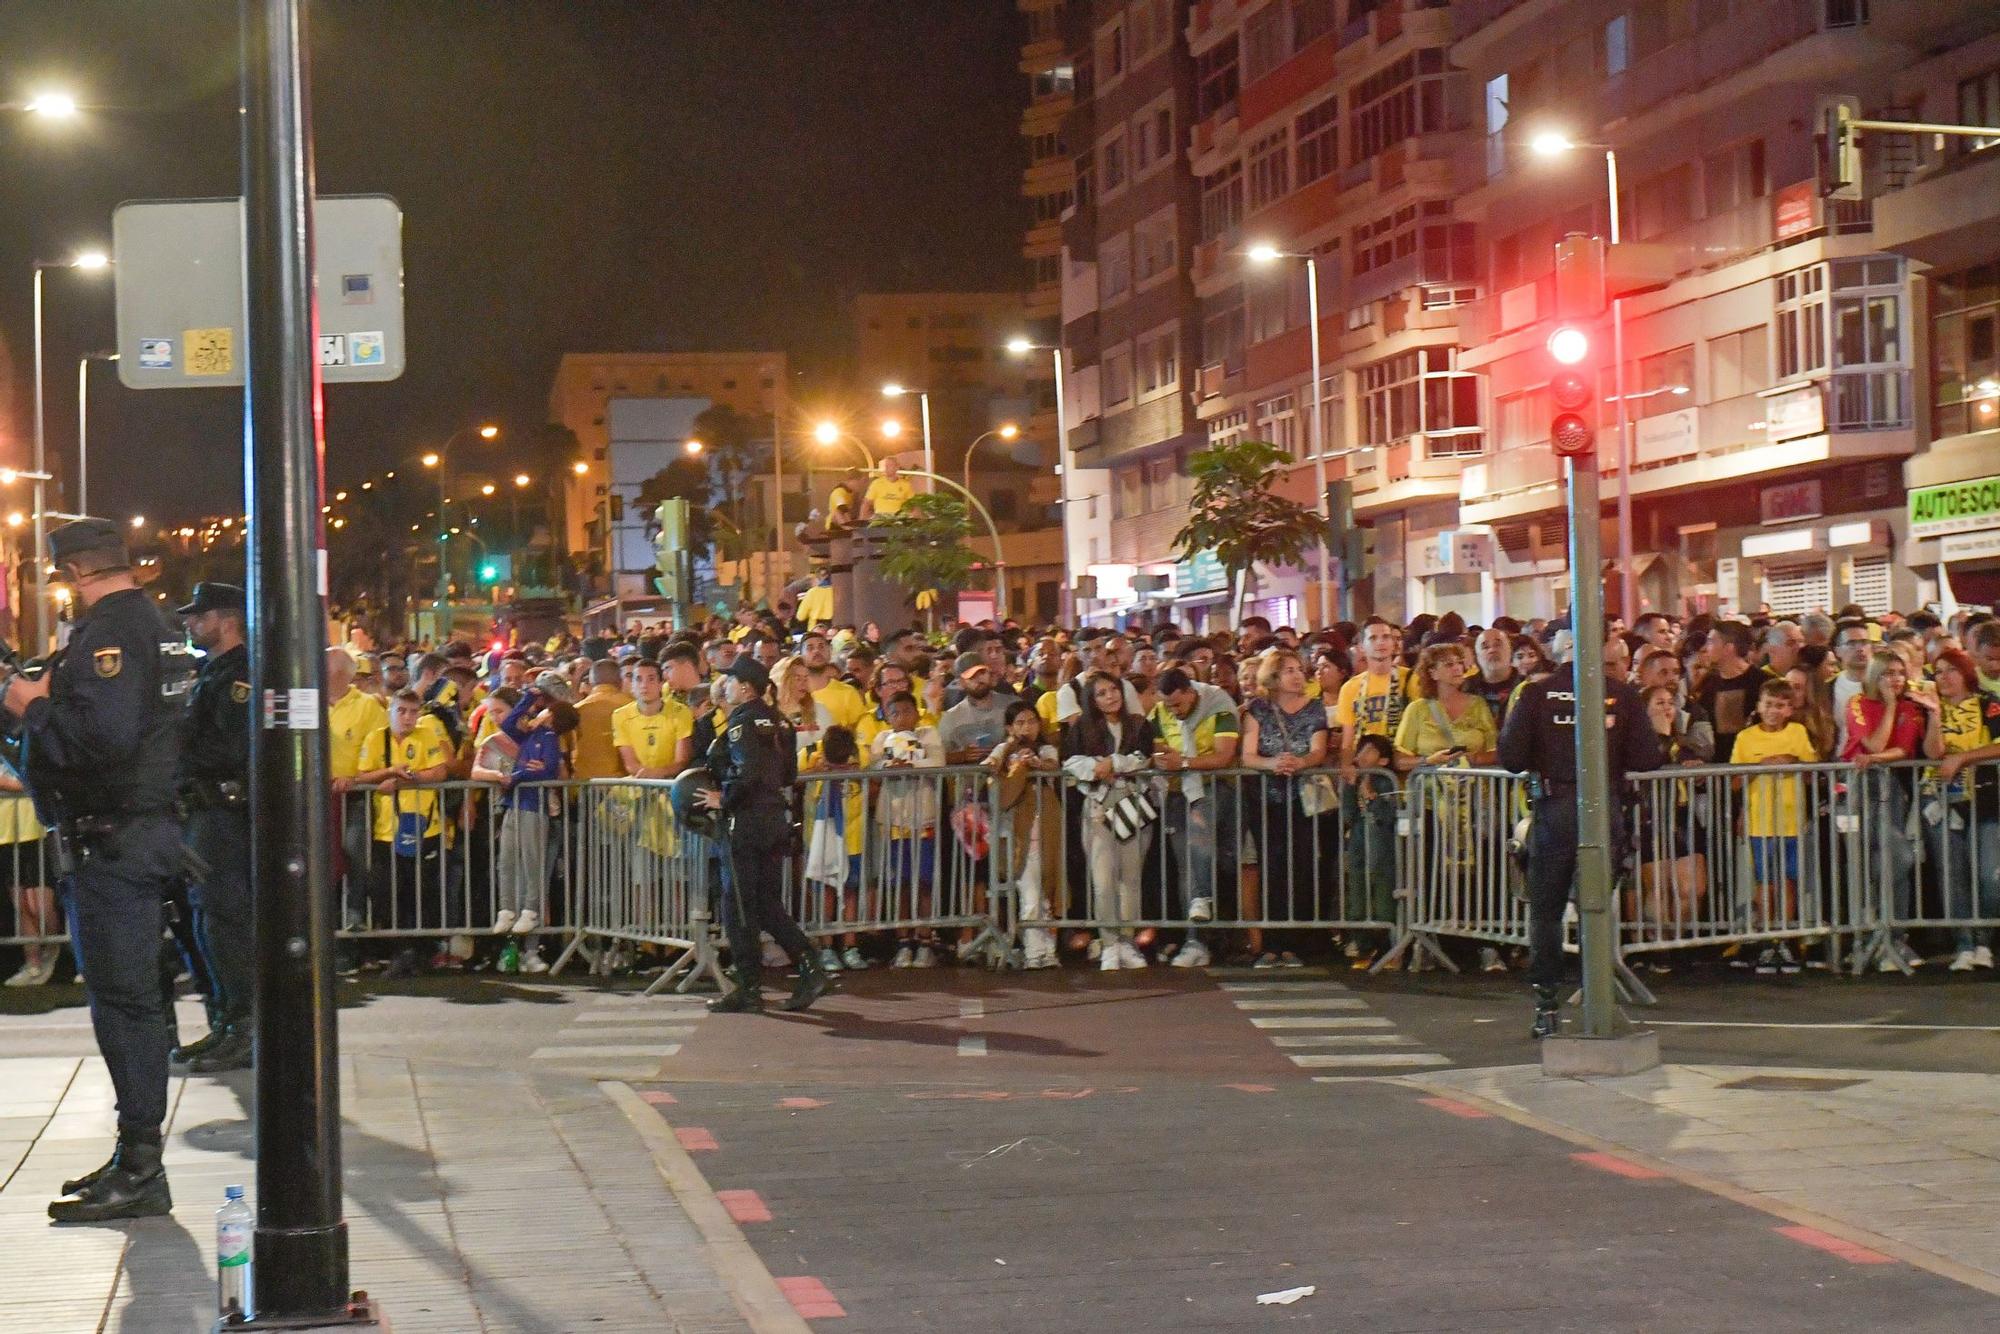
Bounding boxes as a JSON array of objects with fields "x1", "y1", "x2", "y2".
[
  {"x1": 0, "y1": 1053, "x2": 750, "y2": 1334},
  {"x1": 1427, "y1": 1062, "x2": 2000, "y2": 1294}
]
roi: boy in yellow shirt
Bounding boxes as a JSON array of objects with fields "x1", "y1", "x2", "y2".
[
  {"x1": 354, "y1": 690, "x2": 454, "y2": 962},
  {"x1": 1729, "y1": 677, "x2": 1815, "y2": 973}
]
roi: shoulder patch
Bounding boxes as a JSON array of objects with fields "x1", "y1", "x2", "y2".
[
  {"x1": 728, "y1": 725, "x2": 742, "y2": 742},
  {"x1": 93, "y1": 647, "x2": 123, "y2": 679},
  {"x1": 231, "y1": 681, "x2": 251, "y2": 703}
]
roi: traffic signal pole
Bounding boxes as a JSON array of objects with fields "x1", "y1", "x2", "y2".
[{"x1": 1563, "y1": 452, "x2": 1622, "y2": 1041}]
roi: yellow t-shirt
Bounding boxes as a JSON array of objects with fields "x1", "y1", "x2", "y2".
[
  {"x1": 801, "y1": 756, "x2": 866, "y2": 857},
  {"x1": 367, "y1": 721, "x2": 452, "y2": 843},
  {"x1": 328, "y1": 686, "x2": 389, "y2": 781},
  {"x1": 863, "y1": 475, "x2": 913, "y2": 517},
  {"x1": 612, "y1": 698, "x2": 695, "y2": 773},
  {"x1": 1392, "y1": 695, "x2": 1497, "y2": 761},
  {"x1": 1730, "y1": 722, "x2": 1814, "y2": 837},
  {"x1": 1334, "y1": 667, "x2": 1411, "y2": 738},
  {"x1": 571, "y1": 685, "x2": 633, "y2": 780},
  {"x1": 811, "y1": 678, "x2": 868, "y2": 734}
]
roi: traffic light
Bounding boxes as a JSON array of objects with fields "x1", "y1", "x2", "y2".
[
  {"x1": 653, "y1": 498, "x2": 689, "y2": 602},
  {"x1": 1547, "y1": 323, "x2": 1598, "y2": 459},
  {"x1": 475, "y1": 555, "x2": 509, "y2": 585},
  {"x1": 1816, "y1": 95, "x2": 1862, "y2": 201}
]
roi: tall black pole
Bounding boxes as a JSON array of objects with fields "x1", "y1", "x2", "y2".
[{"x1": 242, "y1": 0, "x2": 348, "y2": 1317}]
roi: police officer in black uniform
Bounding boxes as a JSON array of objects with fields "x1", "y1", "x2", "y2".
[
  {"x1": 699, "y1": 656, "x2": 831, "y2": 1014},
  {"x1": 171, "y1": 582, "x2": 254, "y2": 1073},
  {"x1": 3, "y1": 519, "x2": 187, "y2": 1222},
  {"x1": 1497, "y1": 650, "x2": 1661, "y2": 1039}
]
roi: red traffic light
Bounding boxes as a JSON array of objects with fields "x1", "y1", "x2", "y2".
[
  {"x1": 1551, "y1": 411, "x2": 1594, "y2": 457},
  {"x1": 1547, "y1": 326, "x2": 1590, "y2": 365},
  {"x1": 1547, "y1": 328, "x2": 1597, "y2": 458}
]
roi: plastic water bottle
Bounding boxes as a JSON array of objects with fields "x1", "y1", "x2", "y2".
[{"x1": 217, "y1": 1184, "x2": 253, "y2": 1321}]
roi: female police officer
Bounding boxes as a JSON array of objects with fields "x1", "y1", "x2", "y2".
[{"x1": 698, "y1": 655, "x2": 832, "y2": 1013}]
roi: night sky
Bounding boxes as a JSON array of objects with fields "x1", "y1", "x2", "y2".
[{"x1": 0, "y1": 0, "x2": 1026, "y2": 522}]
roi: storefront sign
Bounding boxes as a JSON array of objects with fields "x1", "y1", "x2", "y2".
[
  {"x1": 1763, "y1": 385, "x2": 1824, "y2": 442},
  {"x1": 1633, "y1": 408, "x2": 1698, "y2": 464},
  {"x1": 1413, "y1": 530, "x2": 1496, "y2": 576},
  {"x1": 1760, "y1": 479, "x2": 1823, "y2": 525},
  {"x1": 1910, "y1": 473, "x2": 2000, "y2": 540},
  {"x1": 1716, "y1": 556, "x2": 1740, "y2": 616},
  {"x1": 1941, "y1": 528, "x2": 2000, "y2": 564},
  {"x1": 1772, "y1": 182, "x2": 1817, "y2": 241},
  {"x1": 1086, "y1": 562, "x2": 1137, "y2": 604},
  {"x1": 1175, "y1": 548, "x2": 1227, "y2": 595}
]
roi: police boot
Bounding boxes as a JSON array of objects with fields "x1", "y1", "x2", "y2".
[
  {"x1": 187, "y1": 1022, "x2": 254, "y2": 1074},
  {"x1": 1530, "y1": 985, "x2": 1562, "y2": 1040},
  {"x1": 49, "y1": 1134, "x2": 171, "y2": 1223},
  {"x1": 708, "y1": 965, "x2": 765, "y2": 1014},
  {"x1": 170, "y1": 1022, "x2": 228, "y2": 1066},
  {"x1": 780, "y1": 952, "x2": 834, "y2": 1013}
]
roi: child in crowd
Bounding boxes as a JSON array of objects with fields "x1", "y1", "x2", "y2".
[
  {"x1": 493, "y1": 687, "x2": 578, "y2": 942},
  {"x1": 988, "y1": 701, "x2": 1063, "y2": 968},
  {"x1": 801, "y1": 725, "x2": 869, "y2": 972},
  {"x1": 356, "y1": 689, "x2": 454, "y2": 973},
  {"x1": 1343, "y1": 734, "x2": 1400, "y2": 969},
  {"x1": 869, "y1": 692, "x2": 945, "y2": 967},
  {"x1": 1730, "y1": 678, "x2": 1814, "y2": 975}
]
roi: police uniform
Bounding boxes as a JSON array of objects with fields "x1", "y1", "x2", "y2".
[
  {"x1": 1497, "y1": 663, "x2": 1662, "y2": 1034},
  {"x1": 172, "y1": 582, "x2": 254, "y2": 1073},
  {"x1": 12, "y1": 519, "x2": 188, "y2": 1222},
  {"x1": 706, "y1": 657, "x2": 829, "y2": 1013}
]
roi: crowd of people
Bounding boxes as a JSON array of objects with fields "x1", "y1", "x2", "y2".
[{"x1": 11, "y1": 597, "x2": 1996, "y2": 989}]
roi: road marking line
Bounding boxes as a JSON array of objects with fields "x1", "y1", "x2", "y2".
[
  {"x1": 958, "y1": 1036, "x2": 988, "y2": 1057},
  {"x1": 1219, "y1": 981, "x2": 1349, "y2": 993},
  {"x1": 1264, "y1": 1020, "x2": 1397, "y2": 1037},
  {"x1": 776, "y1": 1276, "x2": 846, "y2": 1320},
  {"x1": 531, "y1": 1044, "x2": 682, "y2": 1059},
  {"x1": 573, "y1": 1011, "x2": 703, "y2": 1023},
  {"x1": 641, "y1": 1090, "x2": 678, "y2": 1105},
  {"x1": 1249, "y1": 1011, "x2": 1369, "y2": 1027},
  {"x1": 1222, "y1": 1082, "x2": 1276, "y2": 1093},
  {"x1": 1572, "y1": 1151, "x2": 1665, "y2": 1180},
  {"x1": 1289, "y1": 1052, "x2": 1451, "y2": 1068},
  {"x1": 1271, "y1": 1034, "x2": 1414, "y2": 1047},
  {"x1": 1777, "y1": 1225, "x2": 1895, "y2": 1265},
  {"x1": 554, "y1": 1027, "x2": 696, "y2": 1041},
  {"x1": 779, "y1": 1097, "x2": 829, "y2": 1110},
  {"x1": 602, "y1": 1081, "x2": 813, "y2": 1333},
  {"x1": 717, "y1": 1189, "x2": 773, "y2": 1224},
  {"x1": 676, "y1": 1126, "x2": 719, "y2": 1152},
  {"x1": 1232, "y1": 998, "x2": 1368, "y2": 1011},
  {"x1": 1416, "y1": 1096, "x2": 1492, "y2": 1120},
  {"x1": 959, "y1": 999, "x2": 984, "y2": 1020}
]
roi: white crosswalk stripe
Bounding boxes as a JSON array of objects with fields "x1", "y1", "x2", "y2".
[
  {"x1": 1225, "y1": 977, "x2": 1452, "y2": 1073},
  {"x1": 526, "y1": 996, "x2": 705, "y2": 1074}
]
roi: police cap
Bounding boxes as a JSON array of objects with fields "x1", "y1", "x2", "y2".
[
  {"x1": 176, "y1": 581, "x2": 247, "y2": 617},
  {"x1": 48, "y1": 517, "x2": 129, "y2": 568},
  {"x1": 725, "y1": 655, "x2": 770, "y2": 694}
]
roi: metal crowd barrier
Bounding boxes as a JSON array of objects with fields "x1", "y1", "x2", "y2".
[{"x1": 1392, "y1": 767, "x2": 1533, "y2": 973}]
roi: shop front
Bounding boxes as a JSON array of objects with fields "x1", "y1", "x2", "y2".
[{"x1": 1907, "y1": 471, "x2": 2000, "y2": 611}]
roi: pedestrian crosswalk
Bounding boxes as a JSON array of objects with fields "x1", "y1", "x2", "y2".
[
  {"x1": 528, "y1": 992, "x2": 708, "y2": 1078},
  {"x1": 1220, "y1": 975, "x2": 1451, "y2": 1077}
]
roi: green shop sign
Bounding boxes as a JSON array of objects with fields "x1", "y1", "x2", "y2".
[{"x1": 1910, "y1": 474, "x2": 2000, "y2": 540}]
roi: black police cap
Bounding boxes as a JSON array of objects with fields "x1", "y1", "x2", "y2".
[
  {"x1": 176, "y1": 582, "x2": 247, "y2": 617},
  {"x1": 47, "y1": 517, "x2": 128, "y2": 566}
]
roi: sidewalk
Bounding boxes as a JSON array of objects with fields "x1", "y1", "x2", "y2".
[
  {"x1": 0, "y1": 1051, "x2": 753, "y2": 1334},
  {"x1": 1423, "y1": 1062, "x2": 2000, "y2": 1298}
]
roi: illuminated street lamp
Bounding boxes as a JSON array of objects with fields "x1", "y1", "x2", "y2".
[
  {"x1": 1005, "y1": 337, "x2": 1075, "y2": 621},
  {"x1": 572, "y1": 460, "x2": 589, "y2": 475},
  {"x1": 685, "y1": 438, "x2": 704, "y2": 456},
  {"x1": 879, "y1": 418, "x2": 904, "y2": 440},
  {"x1": 129, "y1": 514, "x2": 145, "y2": 529},
  {"x1": 30, "y1": 251, "x2": 112, "y2": 650},
  {"x1": 962, "y1": 422, "x2": 1022, "y2": 497},
  {"x1": 421, "y1": 452, "x2": 441, "y2": 468},
  {"x1": 513, "y1": 473, "x2": 531, "y2": 488},
  {"x1": 1247, "y1": 241, "x2": 1332, "y2": 628},
  {"x1": 23, "y1": 91, "x2": 79, "y2": 119},
  {"x1": 880, "y1": 382, "x2": 934, "y2": 485}
]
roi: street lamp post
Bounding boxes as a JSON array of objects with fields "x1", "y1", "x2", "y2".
[
  {"x1": 425, "y1": 423, "x2": 498, "y2": 639},
  {"x1": 881, "y1": 383, "x2": 934, "y2": 486},
  {"x1": 1005, "y1": 339, "x2": 1072, "y2": 622},
  {"x1": 77, "y1": 351, "x2": 117, "y2": 517},
  {"x1": 1531, "y1": 131, "x2": 1635, "y2": 622},
  {"x1": 960, "y1": 422, "x2": 1021, "y2": 498},
  {"x1": 1247, "y1": 244, "x2": 1330, "y2": 630},
  {"x1": 31, "y1": 252, "x2": 111, "y2": 651}
]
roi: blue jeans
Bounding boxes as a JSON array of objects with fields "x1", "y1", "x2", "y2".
[
  {"x1": 1166, "y1": 785, "x2": 1237, "y2": 939},
  {"x1": 1926, "y1": 810, "x2": 2000, "y2": 952}
]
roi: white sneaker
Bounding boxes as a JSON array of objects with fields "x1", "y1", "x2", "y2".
[
  {"x1": 1087, "y1": 938, "x2": 1103, "y2": 962},
  {"x1": 1099, "y1": 947, "x2": 1122, "y2": 972},
  {"x1": 954, "y1": 937, "x2": 983, "y2": 964},
  {"x1": 1119, "y1": 941, "x2": 1149, "y2": 969},
  {"x1": 818, "y1": 947, "x2": 844, "y2": 974},
  {"x1": 1252, "y1": 951, "x2": 1279, "y2": 969},
  {"x1": 520, "y1": 952, "x2": 548, "y2": 974},
  {"x1": 1171, "y1": 940, "x2": 1211, "y2": 969},
  {"x1": 912, "y1": 945, "x2": 937, "y2": 968},
  {"x1": 1188, "y1": 896, "x2": 1214, "y2": 923},
  {"x1": 1341, "y1": 937, "x2": 1361, "y2": 960},
  {"x1": 890, "y1": 945, "x2": 914, "y2": 969},
  {"x1": 491, "y1": 910, "x2": 517, "y2": 935},
  {"x1": 4, "y1": 956, "x2": 54, "y2": 987},
  {"x1": 1950, "y1": 949, "x2": 1979, "y2": 973},
  {"x1": 511, "y1": 909, "x2": 540, "y2": 935},
  {"x1": 1026, "y1": 952, "x2": 1059, "y2": 970},
  {"x1": 841, "y1": 947, "x2": 869, "y2": 971},
  {"x1": 1976, "y1": 945, "x2": 1995, "y2": 970},
  {"x1": 1479, "y1": 946, "x2": 1506, "y2": 973},
  {"x1": 1898, "y1": 939, "x2": 1924, "y2": 968}
]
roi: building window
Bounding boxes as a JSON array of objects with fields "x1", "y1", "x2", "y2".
[
  {"x1": 1134, "y1": 207, "x2": 1177, "y2": 288},
  {"x1": 1204, "y1": 287, "x2": 1247, "y2": 375},
  {"x1": 1629, "y1": 344, "x2": 1695, "y2": 420},
  {"x1": 1103, "y1": 343, "x2": 1135, "y2": 408},
  {"x1": 1027, "y1": 254, "x2": 1062, "y2": 288},
  {"x1": 1359, "y1": 347, "x2": 1481, "y2": 457},
  {"x1": 1775, "y1": 265, "x2": 1827, "y2": 380},
  {"x1": 1028, "y1": 129, "x2": 1067, "y2": 161},
  {"x1": 1199, "y1": 160, "x2": 1244, "y2": 243},
  {"x1": 1100, "y1": 233, "x2": 1132, "y2": 305},
  {"x1": 1242, "y1": 2, "x2": 1291, "y2": 84},
  {"x1": 1959, "y1": 70, "x2": 2000, "y2": 152},
  {"x1": 1295, "y1": 97, "x2": 1340, "y2": 186},
  {"x1": 1828, "y1": 257, "x2": 1909, "y2": 430},
  {"x1": 1350, "y1": 50, "x2": 1449, "y2": 165},
  {"x1": 1247, "y1": 129, "x2": 1290, "y2": 212},
  {"x1": 1703, "y1": 139, "x2": 1766, "y2": 215},
  {"x1": 1292, "y1": 0, "x2": 1338, "y2": 48},
  {"x1": 1100, "y1": 126, "x2": 1129, "y2": 196},
  {"x1": 1073, "y1": 155, "x2": 1094, "y2": 209},
  {"x1": 1030, "y1": 189, "x2": 1072, "y2": 223},
  {"x1": 1143, "y1": 455, "x2": 1178, "y2": 511},
  {"x1": 1631, "y1": 0, "x2": 1697, "y2": 62},
  {"x1": 1706, "y1": 326, "x2": 1770, "y2": 401},
  {"x1": 1254, "y1": 393, "x2": 1299, "y2": 456},
  {"x1": 1930, "y1": 261, "x2": 2000, "y2": 439},
  {"x1": 1630, "y1": 163, "x2": 1696, "y2": 240},
  {"x1": 1248, "y1": 258, "x2": 1307, "y2": 343},
  {"x1": 1128, "y1": 0, "x2": 1171, "y2": 64},
  {"x1": 1208, "y1": 407, "x2": 1250, "y2": 451},
  {"x1": 1350, "y1": 201, "x2": 1472, "y2": 284},
  {"x1": 1602, "y1": 15, "x2": 1629, "y2": 75},
  {"x1": 1113, "y1": 464, "x2": 1142, "y2": 518},
  {"x1": 1136, "y1": 324, "x2": 1180, "y2": 400},
  {"x1": 1031, "y1": 64, "x2": 1076, "y2": 98},
  {"x1": 1195, "y1": 37, "x2": 1239, "y2": 121},
  {"x1": 1133, "y1": 99, "x2": 1174, "y2": 178},
  {"x1": 1097, "y1": 19, "x2": 1127, "y2": 87}
]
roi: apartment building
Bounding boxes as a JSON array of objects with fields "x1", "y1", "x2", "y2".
[
  {"x1": 1060, "y1": 0, "x2": 1210, "y2": 626},
  {"x1": 1452, "y1": 0, "x2": 1937, "y2": 622}
]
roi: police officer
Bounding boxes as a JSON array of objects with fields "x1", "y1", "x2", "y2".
[
  {"x1": 699, "y1": 656, "x2": 831, "y2": 1014},
  {"x1": 3, "y1": 519, "x2": 187, "y2": 1222},
  {"x1": 171, "y1": 582, "x2": 254, "y2": 1073},
  {"x1": 1497, "y1": 648, "x2": 1661, "y2": 1039}
]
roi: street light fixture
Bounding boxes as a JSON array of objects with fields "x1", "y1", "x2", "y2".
[
  {"x1": 30, "y1": 251, "x2": 113, "y2": 650},
  {"x1": 1005, "y1": 337, "x2": 1074, "y2": 621},
  {"x1": 477, "y1": 424, "x2": 499, "y2": 440},
  {"x1": 23, "y1": 91, "x2": 80, "y2": 120},
  {"x1": 1247, "y1": 241, "x2": 1333, "y2": 628},
  {"x1": 480, "y1": 483, "x2": 496, "y2": 497},
  {"x1": 812, "y1": 420, "x2": 841, "y2": 447},
  {"x1": 879, "y1": 418, "x2": 904, "y2": 440},
  {"x1": 880, "y1": 382, "x2": 934, "y2": 485},
  {"x1": 961, "y1": 423, "x2": 1024, "y2": 497},
  {"x1": 421, "y1": 451, "x2": 441, "y2": 468},
  {"x1": 513, "y1": 473, "x2": 531, "y2": 488},
  {"x1": 685, "y1": 438, "x2": 704, "y2": 456},
  {"x1": 129, "y1": 514, "x2": 145, "y2": 529},
  {"x1": 572, "y1": 460, "x2": 589, "y2": 475}
]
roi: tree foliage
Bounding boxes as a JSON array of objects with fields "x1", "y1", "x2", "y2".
[
  {"x1": 873, "y1": 492, "x2": 979, "y2": 607},
  {"x1": 1171, "y1": 439, "x2": 1325, "y2": 616}
]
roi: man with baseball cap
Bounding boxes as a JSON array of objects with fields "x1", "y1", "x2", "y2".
[
  {"x1": 3, "y1": 519, "x2": 189, "y2": 1220},
  {"x1": 939, "y1": 652, "x2": 1010, "y2": 764}
]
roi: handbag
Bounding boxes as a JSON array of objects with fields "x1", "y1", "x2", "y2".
[
  {"x1": 1299, "y1": 774, "x2": 1340, "y2": 818},
  {"x1": 393, "y1": 810, "x2": 429, "y2": 858},
  {"x1": 1105, "y1": 789, "x2": 1158, "y2": 843}
]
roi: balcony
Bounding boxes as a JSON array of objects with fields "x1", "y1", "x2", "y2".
[
  {"x1": 1601, "y1": 0, "x2": 1826, "y2": 130},
  {"x1": 1872, "y1": 148, "x2": 2000, "y2": 274}
]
